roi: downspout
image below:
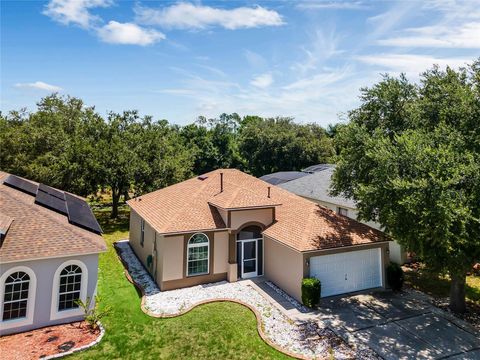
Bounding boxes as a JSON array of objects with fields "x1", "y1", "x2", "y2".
[{"x1": 153, "y1": 232, "x2": 158, "y2": 279}]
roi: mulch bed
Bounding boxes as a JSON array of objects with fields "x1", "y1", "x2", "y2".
[
  {"x1": 0, "y1": 321, "x2": 99, "y2": 360},
  {"x1": 431, "y1": 299, "x2": 480, "y2": 331}
]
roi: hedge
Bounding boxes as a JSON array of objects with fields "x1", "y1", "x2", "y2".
[{"x1": 301, "y1": 277, "x2": 321, "y2": 307}]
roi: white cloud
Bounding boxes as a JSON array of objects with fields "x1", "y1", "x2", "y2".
[
  {"x1": 97, "y1": 21, "x2": 165, "y2": 45},
  {"x1": 251, "y1": 73, "x2": 273, "y2": 88},
  {"x1": 15, "y1": 81, "x2": 63, "y2": 92},
  {"x1": 135, "y1": 3, "x2": 284, "y2": 30},
  {"x1": 296, "y1": 1, "x2": 367, "y2": 10},
  {"x1": 378, "y1": 22, "x2": 480, "y2": 49},
  {"x1": 43, "y1": 0, "x2": 112, "y2": 28},
  {"x1": 356, "y1": 54, "x2": 470, "y2": 77},
  {"x1": 291, "y1": 28, "x2": 344, "y2": 75}
]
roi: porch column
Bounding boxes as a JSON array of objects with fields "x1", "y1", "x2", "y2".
[{"x1": 227, "y1": 232, "x2": 237, "y2": 282}]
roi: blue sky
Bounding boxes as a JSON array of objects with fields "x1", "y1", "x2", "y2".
[{"x1": 1, "y1": 1, "x2": 479, "y2": 126}]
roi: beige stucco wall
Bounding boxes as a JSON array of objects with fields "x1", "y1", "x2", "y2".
[
  {"x1": 129, "y1": 210, "x2": 155, "y2": 272},
  {"x1": 161, "y1": 235, "x2": 184, "y2": 281},
  {"x1": 303, "y1": 197, "x2": 406, "y2": 264},
  {"x1": 264, "y1": 236, "x2": 304, "y2": 302},
  {"x1": 217, "y1": 208, "x2": 228, "y2": 226},
  {"x1": 230, "y1": 208, "x2": 274, "y2": 230},
  {"x1": 213, "y1": 231, "x2": 228, "y2": 274}
]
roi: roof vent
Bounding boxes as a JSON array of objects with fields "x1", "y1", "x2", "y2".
[{"x1": 198, "y1": 175, "x2": 208, "y2": 181}]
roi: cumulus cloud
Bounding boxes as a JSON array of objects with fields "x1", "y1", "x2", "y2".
[
  {"x1": 97, "y1": 21, "x2": 165, "y2": 45},
  {"x1": 43, "y1": 0, "x2": 112, "y2": 28},
  {"x1": 135, "y1": 3, "x2": 284, "y2": 30},
  {"x1": 15, "y1": 81, "x2": 63, "y2": 91},
  {"x1": 251, "y1": 73, "x2": 273, "y2": 88}
]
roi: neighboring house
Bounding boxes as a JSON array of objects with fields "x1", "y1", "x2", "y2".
[
  {"x1": 0, "y1": 173, "x2": 106, "y2": 336},
  {"x1": 260, "y1": 165, "x2": 407, "y2": 264},
  {"x1": 127, "y1": 169, "x2": 389, "y2": 302}
]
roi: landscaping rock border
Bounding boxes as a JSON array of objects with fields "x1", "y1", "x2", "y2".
[{"x1": 114, "y1": 240, "x2": 356, "y2": 360}]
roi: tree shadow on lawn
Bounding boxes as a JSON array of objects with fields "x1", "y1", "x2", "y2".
[
  {"x1": 404, "y1": 268, "x2": 480, "y2": 304},
  {"x1": 91, "y1": 204, "x2": 130, "y2": 234}
]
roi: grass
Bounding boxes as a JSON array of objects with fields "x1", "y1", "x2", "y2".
[
  {"x1": 70, "y1": 203, "x2": 290, "y2": 360},
  {"x1": 404, "y1": 265, "x2": 480, "y2": 305}
]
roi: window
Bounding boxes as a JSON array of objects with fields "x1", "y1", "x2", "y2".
[
  {"x1": 50, "y1": 260, "x2": 88, "y2": 321},
  {"x1": 58, "y1": 265, "x2": 82, "y2": 311},
  {"x1": 187, "y1": 233, "x2": 209, "y2": 276},
  {"x1": 2, "y1": 272, "x2": 30, "y2": 321},
  {"x1": 140, "y1": 219, "x2": 145, "y2": 247},
  {"x1": 338, "y1": 207, "x2": 348, "y2": 216}
]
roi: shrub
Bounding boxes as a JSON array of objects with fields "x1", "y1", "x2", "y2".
[
  {"x1": 301, "y1": 277, "x2": 321, "y2": 308},
  {"x1": 386, "y1": 262, "x2": 404, "y2": 291},
  {"x1": 76, "y1": 296, "x2": 111, "y2": 331}
]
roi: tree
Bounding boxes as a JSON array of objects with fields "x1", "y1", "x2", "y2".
[
  {"x1": 331, "y1": 61, "x2": 480, "y2": 313},
  {"x1": 238, "y1": 117, "x2": 335, "y2": 176},
  {"x1": 180, "y1": 113, "x2": 243, "y2": 174},
  {"x1": 98, "y1": 111, "x2": 139, "y2": 218},
  {"x1": 0, "y1": 95, "x2": 104, "y2": 196}
]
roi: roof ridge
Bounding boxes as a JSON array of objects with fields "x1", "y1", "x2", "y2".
[{"x1": 161, "y1": 172, "x2": 216, "y2": 232}]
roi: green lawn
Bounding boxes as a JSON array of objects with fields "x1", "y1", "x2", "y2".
[
  {"x1": 70, "y1": 204, "x2": 290, "y2": 360},
  {"x1": 404, "y1": 265, "x2": 480, "y2": 305}
]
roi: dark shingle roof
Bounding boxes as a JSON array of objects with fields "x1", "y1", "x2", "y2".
[
  {"x1": 259, "y1": 171, "x2": 309, "y2": 185},
  {"x1": 278, "y1": 166, "x2": 357, "y2": 209}
]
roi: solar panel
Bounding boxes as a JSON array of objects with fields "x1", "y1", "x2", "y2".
[
  {"x1": 4, "y1": 175, "x2": 39, "y2": 196},
  {"x1": 35, "y1": 190, "x2": 68, "y2": 215},
  {"x1": 38, "y1": 183, "x2": 65, "y2": 200},
  {"x1": 65, "y1": 193, "x2": 102, "y2": 234}
]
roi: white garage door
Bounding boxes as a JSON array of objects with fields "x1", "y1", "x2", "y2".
[{"x1": 309, "y1": 248, "x2": 382, "y2": 297}]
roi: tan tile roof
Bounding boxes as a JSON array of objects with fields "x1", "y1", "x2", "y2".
[
  {"x1": 0, "y1": 212, "x2": 14, "y2": 235},
  {"x1": 0, "y1": 172, "x2": 106, "y2": 263},
  {"x1": 128, "y1": 169, "x2": 387, "y2": 251},
  {"x1": 208, "y1": 186, "x2": 281, "y2": 210}
]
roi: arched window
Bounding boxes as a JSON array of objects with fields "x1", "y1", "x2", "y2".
[
  {"x1": 58, "y1": 265, "x2": 82, "y2": 311},
  {"x1": 187, "y1": 233, "x2": 209, "y2": 276},
  {"x1": 2, "y1": 271, "x2": 30, "y2": 321},
  {"x1": 50, "y1": 260, "x2": 88, "y2": 321}
]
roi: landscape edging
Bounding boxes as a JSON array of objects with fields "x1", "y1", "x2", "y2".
[
  {"x1": 43, "y1": 321, "x2": 105, "y2": 360},
  {"x1": 113, "y1": 241, "x2": 310, "y2": 360}
]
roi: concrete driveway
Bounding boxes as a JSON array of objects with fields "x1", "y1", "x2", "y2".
[{"x1": 316, "y1": 290, "x2": 480, "y2": 359}]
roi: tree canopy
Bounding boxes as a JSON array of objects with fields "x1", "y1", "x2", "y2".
[
  {"x1": 1, "y1": 95, "x2": 335, "y2": 217},
  {"x1": 332, "y1": 61, "x2": 480, "y2": 312}
]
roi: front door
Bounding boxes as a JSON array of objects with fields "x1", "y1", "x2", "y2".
[{"x1": 240, "y1": 240, "x2": 257, "y2": 278}]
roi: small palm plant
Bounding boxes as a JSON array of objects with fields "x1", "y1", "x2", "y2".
[{"x1": 75, "y1": 296, "x2": 111, "y2": 331}]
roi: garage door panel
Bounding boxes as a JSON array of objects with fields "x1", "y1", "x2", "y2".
[{"x1": 309, "y1": 248, "x2": 382, "y2": 297}]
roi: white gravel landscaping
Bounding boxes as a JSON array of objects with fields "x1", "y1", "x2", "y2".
[{"x1": 116, "y1": 240, "x2": 357, "y2": 359}]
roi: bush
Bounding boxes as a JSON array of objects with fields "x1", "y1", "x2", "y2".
[
  {"x1": 386, "y1": 262, "x2": 404, "y2": 291},
  {"x1": 301, "y1": 277, "x2": 321, "y2": 308},
  {"x1": 76, "y1": 296, "x2": 111, "y2": 331}
]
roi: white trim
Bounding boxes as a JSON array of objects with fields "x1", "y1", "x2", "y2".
[
  {"x1": 186, "y1": 233, "x2": 210, "y2": 277},
  {"x1": 0, "y1": 266, "x2": 37, "y2": 331},
  {"x1": 302, "y1": 241, "x2": 390, "y2": 254},
  {"x1": 0, "y1": 251, "x2": 104, "y2": 264},
  {"x1": 50, "y1": 260, "x2": 89, "y2": 321}
]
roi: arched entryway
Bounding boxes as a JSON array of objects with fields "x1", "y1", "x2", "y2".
[{"x1": 236, "y1": 225, "x2": 263, "y2": 279}]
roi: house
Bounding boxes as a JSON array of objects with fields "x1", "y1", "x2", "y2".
[
  {"x1": 260, "y1": 165, "x2": 407, "y2": 264},
  {"x1": 127, "y1": 169, "x2": 389, "y2": 302},
  {"x1": 0, "y1": 173, "x2": 106, "y2": 336}
]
